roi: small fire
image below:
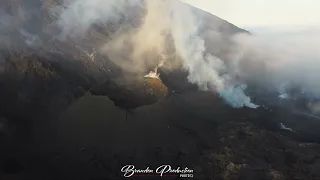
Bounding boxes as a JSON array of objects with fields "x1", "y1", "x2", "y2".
[
  {"x1": 144, "y1": 68, "x2": 160, "y2": 79},
  {"x1": 144, "y1": 60, "x2": 165, "y2": 79}
]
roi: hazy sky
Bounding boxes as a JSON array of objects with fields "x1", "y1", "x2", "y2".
[{"x1": 182, "y1": 0, "x2": 320, "y2": 28}]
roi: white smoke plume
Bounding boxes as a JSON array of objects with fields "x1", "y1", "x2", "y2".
[
  {"x1": 55, "y1": 0, "x2": 259, "y2": 108},
  {"x1": 167, "y1": 1, "x2": 258, "y2": 108}
]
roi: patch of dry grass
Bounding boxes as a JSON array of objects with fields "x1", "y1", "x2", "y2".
[{"x1": 144, "y1": 77, "x2": 168, "y2": 97}]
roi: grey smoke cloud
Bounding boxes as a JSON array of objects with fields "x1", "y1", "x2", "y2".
[{"x1": 57, "y1": 0, "x2": 141, "y2": 39}]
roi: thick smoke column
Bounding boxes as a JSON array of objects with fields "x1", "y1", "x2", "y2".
[
  {"x1": 168, "y1": 1, "x2": 258, "y2": 108},
  {"x1": 101, "y1": 0, "x2": 171, "y2": 74}
]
